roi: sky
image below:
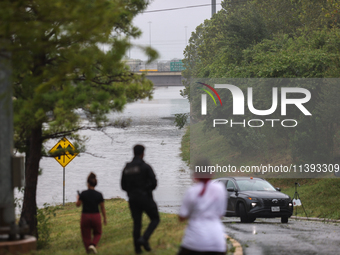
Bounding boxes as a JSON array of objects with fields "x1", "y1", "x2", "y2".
[{"x1": 128, "y1": 0, "x2": 223, "y2": 61}]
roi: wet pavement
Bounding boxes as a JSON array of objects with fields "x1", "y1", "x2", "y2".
[{"x1": 223, "y1": 217, "x2": 340, "y2": 255}]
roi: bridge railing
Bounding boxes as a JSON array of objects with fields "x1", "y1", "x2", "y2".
[{"x1": 125, "y1": 59, "x2": 185, "y2": 72}]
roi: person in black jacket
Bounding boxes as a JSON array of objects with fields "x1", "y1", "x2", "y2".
[{"x1": 121, "y1": 144, "x2": 160, "y2": 254}]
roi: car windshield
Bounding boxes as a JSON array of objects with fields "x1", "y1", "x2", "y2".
[{"x1": 235, "y1": 179, "x2": 276, "y2": 191}]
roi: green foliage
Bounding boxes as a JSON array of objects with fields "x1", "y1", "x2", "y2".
[
  {"x1": 0, "y1": 0, "x2": 157, "y2": 153},
  {"x1": 289, "y1": 118, "x2": 331, "y2": 164},
  {"x1": 289, "y1": 83, "x2": 340, "y2": 163},
  {"x1": 183, "y1": 0, "x2": 340, "y2": 81},
  {"x1": 227, "y1": 29, "x2": 340, "y2": 78},
  {"x1": 236, "y1": 128, "x2": 267, "y2": 153},
  {"x1": 183, "y1": 0, "x2": 271, "y2": 81},
  {"x1": 174, "y1": 113, "x2": 189, "y2": 130},
  {"x1": 1, "y1": 0, "x2": 158, "y2": 236},
  {"x1": 182, "y1": 0, "x2": 340, "y2": 164},
  {"x1": 36, "y1": 203, "x2": 58, "y2": 249}
]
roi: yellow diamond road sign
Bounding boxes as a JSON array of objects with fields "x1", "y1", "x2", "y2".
[{"x1": 50, "y1": 137, "x2": 78, "y2": 167}]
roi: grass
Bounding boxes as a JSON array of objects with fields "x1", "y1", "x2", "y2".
[
  {"x1": 183, "y1": 123, "x2": 292, "y2": 172},
  {"x1": 272, "y1": 179, "x2": 340, "y2": 219},
  {"x1": 27, "y1": 198, "x2": 236, "y2": 255},
  {"x1": 32, "y1": 198, "x2": 186, "y2": 255}
]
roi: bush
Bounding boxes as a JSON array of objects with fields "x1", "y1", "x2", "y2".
[
  {"x1": 36, "y1": 203, "x2": 57, "y2": 249},
  {"x1": 174, "y1": 113, "x2": 189, "y2": 129}
]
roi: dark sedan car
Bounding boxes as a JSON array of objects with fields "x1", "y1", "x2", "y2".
[{"x1": 215, "y1": 177, "x2": 293, "y2": 223}]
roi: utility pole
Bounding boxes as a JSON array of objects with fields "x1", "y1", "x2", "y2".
[
  {"x1": 0, "y1": 46, "x2": 34, "y2": 253},
  {"x1": 147, "y1": 21, "x2": 152, "y2": 70},
  {"x1": 0, "y1": 49, "x2": 16, "y2": 236},
  {"x1": 148, "y1": 21, "x2": 152, "y2": 46},
  {"x1": 212, "y1": 0, "x2": 216, "y2": 17}
]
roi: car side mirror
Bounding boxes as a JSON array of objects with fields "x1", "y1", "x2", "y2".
[
  {"x1": 276, "y1": 187, "x2": 281, "y2": 191},
  {"x1": 227, "y1": 187, "x2": 238, "y2": 195}
]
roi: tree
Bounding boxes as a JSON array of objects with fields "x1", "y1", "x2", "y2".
[
  {"x1": 0, "y1": 0, "x2": 157, "y2": 237},
  {"x1": 213, "y1": 28, "x2": 340, "y2": 160},
  {"x1": 183, "y1": 0, "x2": 340, "y2": 164},
  {"x1": 183, "y1": 0, "x2": 271, "y2": 80}
]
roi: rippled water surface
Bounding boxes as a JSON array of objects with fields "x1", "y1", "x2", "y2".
[{"x1": 37, "y1": 86, "x2": 191, "y2": 213}]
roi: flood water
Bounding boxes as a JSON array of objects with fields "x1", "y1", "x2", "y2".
[{"x1": 36, "y1": 86, "x2": 191, "y2": 213}]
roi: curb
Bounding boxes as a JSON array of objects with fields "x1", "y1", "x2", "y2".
[
  {"x1": 226, "y1": 234, "x2": 243, "y2": 255},
  {"x1": 291, "y1": 216, "x2": 340, "y2": 223}
]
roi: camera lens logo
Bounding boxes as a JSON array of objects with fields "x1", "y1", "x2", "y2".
[{"x1": 198, "y1": 82, "x2": 222, "y2": 115}]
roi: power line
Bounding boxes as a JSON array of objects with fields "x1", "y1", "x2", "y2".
[{"x1": 144, "y1": 3, "x2": 222, "y2": 13}]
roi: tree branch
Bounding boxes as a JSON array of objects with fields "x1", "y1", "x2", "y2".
[
  {"x1": 82, "y1": 152, "x2": 106, "y2": 158},
  {"x1": 42, "y1": 127, "x2": 87, "y2": 140},
  {"x1": 41, "y1": 121, "x2": 126, "y2": 141}
]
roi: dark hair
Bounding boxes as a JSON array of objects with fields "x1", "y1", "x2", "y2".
[
  {"x1": 134, "y1": 144, "x2": 145, "y2": 157},
  {"x1": 192, "y1": 158, "x2": 212, "y2": 196},
  {"x1": 87, "y1": 172, "x2": 97, "y2": 187}
]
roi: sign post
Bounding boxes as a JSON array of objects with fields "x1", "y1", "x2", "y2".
[
  {"x1": 49, "y1": 137, "x2": 78, "y2": 206},
  {"x1": 63, "y1": 167, "x2": 65, "y2": 206}
]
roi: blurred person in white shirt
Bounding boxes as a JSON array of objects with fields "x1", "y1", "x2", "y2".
[{"x1": 177, "y1": 158, "x2": 227, "y2": 255}]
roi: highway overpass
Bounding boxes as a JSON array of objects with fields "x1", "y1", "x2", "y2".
[{"x1": 136, "y1": 71, "x2": 183, "y2": 86}]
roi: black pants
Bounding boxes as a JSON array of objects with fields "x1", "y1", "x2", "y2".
[
  {"x1": 177, "y1": 247, "x2": 226, "y2": 255},
  {"x1": 128, "y1": 193, "x2": 160, "y2": 252}
]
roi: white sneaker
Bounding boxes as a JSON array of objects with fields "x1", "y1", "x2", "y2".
[{"x1": 88, "y1": 245, "x2": 97, "y2": 254}]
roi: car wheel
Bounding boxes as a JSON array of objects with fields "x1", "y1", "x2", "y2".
[
  {"x1": 239, "y1": 203, "x2": 249, "y2": 223},
  {"x1": 281, "y1": 217, "x2": 288, "y2": 223},
  {"x1": 248, "y1": 217, "x2": 256, "y2": 223}
]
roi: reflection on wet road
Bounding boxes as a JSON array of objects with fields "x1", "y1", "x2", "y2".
[{"x1": 223, "y1": 217, "x2": 340, "y2": 255}]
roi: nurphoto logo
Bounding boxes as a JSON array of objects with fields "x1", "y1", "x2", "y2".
[{"x1": 200, "y1": 84, "x2": 312, "y2": 128}]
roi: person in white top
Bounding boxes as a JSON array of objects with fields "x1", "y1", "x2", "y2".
[{"x1": 178, "y1": 159, "x2": 227, "y2": 255}]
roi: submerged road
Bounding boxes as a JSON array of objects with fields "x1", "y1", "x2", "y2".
[{"x1": 223, "y1": 217, "x2": 340, "y2": 255}]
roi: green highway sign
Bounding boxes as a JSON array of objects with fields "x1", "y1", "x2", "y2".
[{"x1": 170, "y1": 60, "x2": 185, "y2": 71}]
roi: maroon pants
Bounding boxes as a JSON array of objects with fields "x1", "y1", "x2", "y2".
[{"x1": 80, "y1": 213, "x2": 102, "y2": 251}]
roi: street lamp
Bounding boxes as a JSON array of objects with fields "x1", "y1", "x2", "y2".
[{"x1": 148, "y1": 21, "x2": 152, "y2": 46}]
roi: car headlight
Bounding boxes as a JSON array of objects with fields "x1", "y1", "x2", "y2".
[
  {"x1": 251, "y1": 202, "x2": 257, "y2": 208},
  {"x1": 289, "y1": 202, "x2": 293, "y2": 207}
]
